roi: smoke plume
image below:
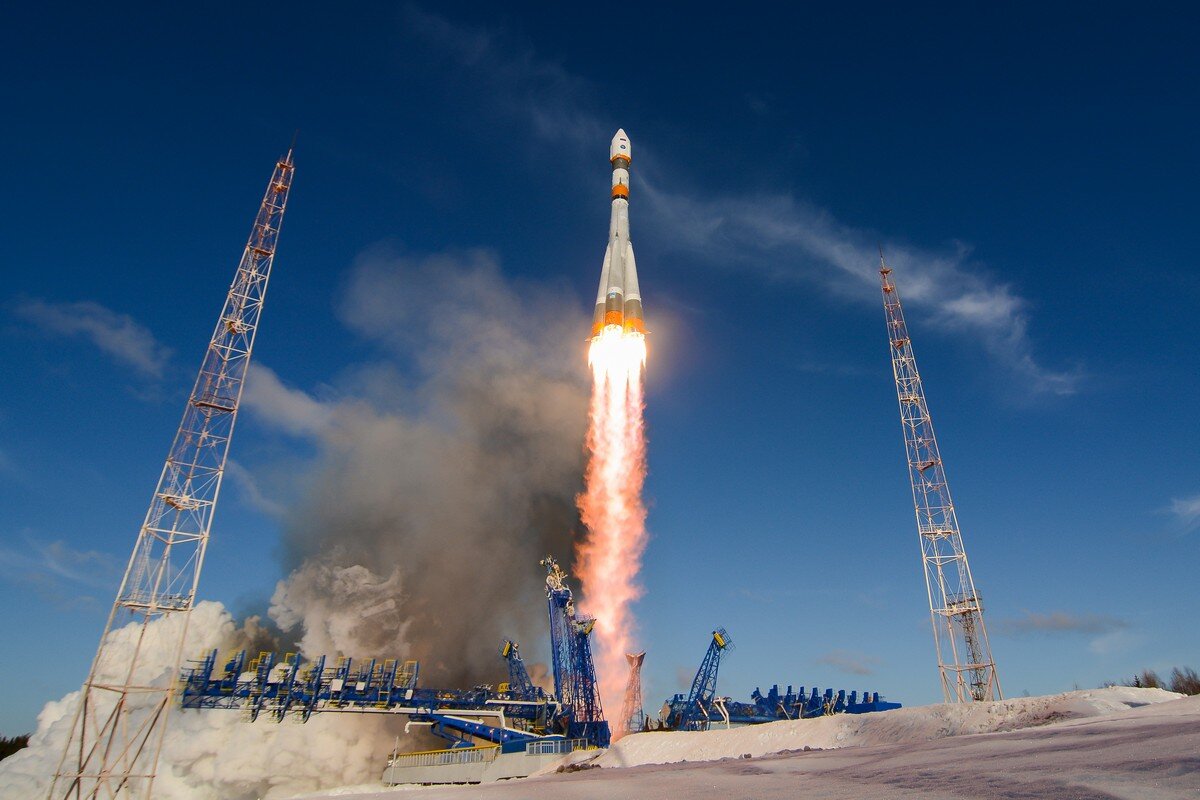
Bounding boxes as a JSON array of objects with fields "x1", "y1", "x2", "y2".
[
  {"x1": 0, "y1": 248, "x2": 592, "y2": 798},
  {"x1": 267, "y1": 247, "x2": 590, "y2": 685}
]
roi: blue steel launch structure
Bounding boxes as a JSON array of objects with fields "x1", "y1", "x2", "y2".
[
  {"x1": 499, "y1": 640, "x2": 542, "y2": 701},
  {"x1": 665, "y1": 629, "x2": 901, "y2": 730},
  {"x1": 671, "y1": 629, "x2": 732, "y2": 730},
  {"x1": 181, "y1": 574, "x2": 898, "y2": 753},
  {"x1": 180, "y1": 558, "x2": 611, "y2": 750},
  {"x1": 541, "y1": 556, "x2": 610, "y2": 748}
]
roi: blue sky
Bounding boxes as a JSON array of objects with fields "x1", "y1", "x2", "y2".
[{"x1": 2, "y1": 2, "x2": 1198, "y2": 733}]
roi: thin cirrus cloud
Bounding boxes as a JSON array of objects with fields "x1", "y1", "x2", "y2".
[
  {"x1": 0, "y1": 536, "x2": 122, "y2": 609},
  {"x1": 815, "y1": 648, "x2": 882, "y2": 677},
  {"x1": 1166, "y1": 494, "x2": 1200, "y2": 532},
  {"x1": 225, "y1": 459, "x2": 287, "y2": 519},
  {"x1": 400, "y1": 5, "x2": 1080, "y2": 397},
  {"x1": 992, "y1": 610, "x2": 1129, "y2": 637},
  {"x1": 15, "y1": 297, "x2": 173, "y2": 379}
]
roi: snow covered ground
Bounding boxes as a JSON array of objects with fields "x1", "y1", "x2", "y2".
[{"x1": 296, "y1": 687, "x2": 1200, "y2": 800}]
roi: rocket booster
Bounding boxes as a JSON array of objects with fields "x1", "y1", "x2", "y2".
[{"x1": 591, "y1": 128, "x2": 646, "y2": 338}]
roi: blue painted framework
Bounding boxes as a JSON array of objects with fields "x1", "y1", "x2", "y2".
[
  {"x1": 180, "y1": 559, "x2": 612, "y2": 749},
  {"x1": 671, "y1": 628, "x2": 732, "y2": 730},
  {"x1": 542, "y1": 556, "x2": 610, "y2": 747},
  {"x1": 664, "y1": 629, "x2": 902, "y2": 729}
]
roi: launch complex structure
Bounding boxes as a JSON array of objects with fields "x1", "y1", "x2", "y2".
[
  {"x1": 181, "y1": 556, "x2": 611, "y2": 751},
  {"x1": 47, "y1": 132, "x2": 1001, "y2": 795}
]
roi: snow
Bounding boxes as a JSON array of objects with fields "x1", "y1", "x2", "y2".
[
  {"x1": 293, "y1": 687, "x2": 1200, "y2": 800},
  {"x1": 593, "y1": 685, "x2": 1183, "y2": 769}
]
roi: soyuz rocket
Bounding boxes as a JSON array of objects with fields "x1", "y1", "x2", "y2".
[{"x1": 591, "y1": 129, "x2": 646, "y2": 338}]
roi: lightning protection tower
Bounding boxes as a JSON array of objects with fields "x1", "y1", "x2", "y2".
[
  {"x1": 617, "y1": 651, "x2": 646, "y2": 738},
  {"x1": 880, "y1": 255, "x2": 1001, "y2": 703},
  {"x1": 50, "y1": 150, "x2": 295, "y2": 799}
]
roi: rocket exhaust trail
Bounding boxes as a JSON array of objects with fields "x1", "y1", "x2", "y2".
[{"x1": 576, "y1": 129, "x2": 649, "y2": 725}]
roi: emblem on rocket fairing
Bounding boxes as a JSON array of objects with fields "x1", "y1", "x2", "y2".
[{"x1": 591, "y1": 129, "x2": 646, "y2": 338}]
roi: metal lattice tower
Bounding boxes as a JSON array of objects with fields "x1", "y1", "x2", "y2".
[
  {"x1": 499, "y1": 640, "x2": 539, "y2": 699},
  {"x1": 677, "y1": 629, "x2": 732, "y2": 730},
  {"x1": 880, "y1": 255, "x2": 1001, "y2": 703},
  {"x1": 50, "y1": 150, "x2": 295, "y2": 799},
  {"x1": 541, "y1": 557, "x2": 609, "y2": 746},
  {"x1": 617, "y1": 651, "x2": 645, "y2": 737}
]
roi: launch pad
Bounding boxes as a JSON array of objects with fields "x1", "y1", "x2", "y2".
[
  {"x1": 53, "y1": 132, "x2": 927, "y2": 796},
  {"x1": 181, "y1": 558, "x2": 901, "y2": 784},
  {"x1": 182, "y1": 558, "x2": 609, "y2": 753},
  {"x1": 171, "y1": 132, "x2": 905, "y2": 788}
]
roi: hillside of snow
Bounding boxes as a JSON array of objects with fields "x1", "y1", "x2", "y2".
[
  {"x1": 593, "y1": 685, "x2": 1183, "y2": 769},
  {"x1": 298, "y1": 686, "x2": 1200, "y2": 799}
]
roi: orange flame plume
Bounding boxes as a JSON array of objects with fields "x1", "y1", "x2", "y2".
[{"x1": 575, "y1": 326, "x2": 649, "y2": 728}]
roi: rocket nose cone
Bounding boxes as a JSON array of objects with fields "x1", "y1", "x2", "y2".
[{"x1": 610, "y1": 128, "x2": 631, "y2": 161}]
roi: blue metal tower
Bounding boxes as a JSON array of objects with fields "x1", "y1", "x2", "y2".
[
  {"x1": 541, "y1": 556, "x2": 610, "y2": 747},
  {"x1": 670, "y1": 629, "x2": 733, "y2": 730},
  {"x1": 499, "y1": 640, "x2": 541, "y2": 701}
]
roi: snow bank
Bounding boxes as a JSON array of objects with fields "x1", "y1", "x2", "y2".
[
  {"x1": 296, "y1": 688, "x2": 1198, "y2": 800},
  {"x1": 593, "y1": 686, "x2": 1181, "y2": 769}
]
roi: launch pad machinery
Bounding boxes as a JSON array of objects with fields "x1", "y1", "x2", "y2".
[{"x1": 181, "y1": 557, "x2": 610, "y2": 754}]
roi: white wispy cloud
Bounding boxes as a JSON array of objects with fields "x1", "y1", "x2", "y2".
[
  {"x1": 402, "y1": 5, "x2": 603, "y2": 151},
  {"x1": 1166, "y1": 494, "x2": 1200, "y2": 531},
  {"x1": 225, "y1": 459, "x2": 286, "y2": 518},
  {"x1": 15, "y1": 297, "x2": 172, "y2": 378},
  {"x1": 401, "y1": 7, "x2": 1080, "y2": 396},
  {"x1": 1088, "y1": 628, "x2": 1143, "y2": 656},
  {"x1": 638, "y1": 185, "x2": 1081, "y2": 396},
  {"x1": 993, "y1": 610, "x2": 1129, "y2": 636},
  {"x1": 815, "y1": 648, "x2": 882, "y2": 676},
  {"x1": 242, "y1": 364, "x2": 335, "y2": 439},
  {"x1": 0, "y1": 536, "x2": 122, "y2": 608}
]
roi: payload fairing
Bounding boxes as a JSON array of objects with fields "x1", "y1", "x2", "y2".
[{"x1": 591, "y1": 129, "x2": 646, "y2": 338}]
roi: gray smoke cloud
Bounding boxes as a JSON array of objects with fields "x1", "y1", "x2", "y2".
[
  {"x1": 261, "y1": 246, "x2": 591, "y2": 686},
  {"x1": 0, "y1": 247, "x2": 592, "y2": 799}
]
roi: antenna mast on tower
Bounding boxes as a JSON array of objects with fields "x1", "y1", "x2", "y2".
[
  {"x1": 50, "y1": 150, "x2": 295, "y2": 799},
  {"x1": 879, "y1": 255, "x2": 1001, "y2": 703}
]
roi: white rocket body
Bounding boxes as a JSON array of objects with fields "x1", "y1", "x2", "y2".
[{"x1": 592, "y1": 129, "x2": 645, "y2": 337}]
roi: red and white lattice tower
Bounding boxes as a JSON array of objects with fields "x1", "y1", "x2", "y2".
[
  {"x1": 880, "y1": 255, "x2": 1001, "y2": 703},
  {"x1": 617, "y1": 651, "x2": 646, "y2": 737},
  {"x1": 49, "y1": 150, "x2": 295, "y2": 799}
]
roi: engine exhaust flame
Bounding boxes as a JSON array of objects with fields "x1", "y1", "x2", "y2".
[{"x1": 576, "y1": 325, "x2": 648, "y2": 726}]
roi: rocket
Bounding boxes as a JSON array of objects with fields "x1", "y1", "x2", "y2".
[{"x1": 591, "y1": 128, "x2": 646, "y2": 338}]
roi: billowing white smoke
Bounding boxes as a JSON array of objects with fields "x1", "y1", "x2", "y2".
[
  {"x1": 0, "y1": 248, "x2": 590, "y2": 799},
  {"x1": 0, "y1": 603, "x2": 404, "y2": 799},
  {"x1": 270, "y1": 561, "x2": 410, "y2": 660},
  {"x1": 267, "y1": 248, "x2": 590, "y2": 688}
]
